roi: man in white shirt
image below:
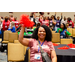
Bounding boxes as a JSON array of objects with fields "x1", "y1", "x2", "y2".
[{"x1": 61, "y1": 16, "x2": 67, "y2": 25}]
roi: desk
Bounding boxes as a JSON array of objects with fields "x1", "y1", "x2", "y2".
[{"x1": 54, "y1": 44, "x2": 75, "y2": 62}]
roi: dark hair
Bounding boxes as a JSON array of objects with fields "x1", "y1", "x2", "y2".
[
  {"x1": 31, "y1": 25, "x2": 52, "y2": 41},
  {"x1": 67, "y1": 17, "x2": 71, "y2": 22},
  {"x1": 60, "y1": 23, "x2": 67, "y2": 29}
]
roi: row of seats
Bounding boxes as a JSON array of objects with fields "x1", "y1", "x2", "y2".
[
  {"x1": 51, "y1": 31, "x2": 73, "y2": 44},
  {"x1": 1, "y1": 28, "x2": 74, "y2": 62}
]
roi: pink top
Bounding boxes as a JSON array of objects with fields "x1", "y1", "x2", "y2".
[
  {"x1": 42, "y1": 20, "x2": 49, "y2": 26},
  {"x1": 28, "y1": 39, "x2": 55, "y2": 62}
]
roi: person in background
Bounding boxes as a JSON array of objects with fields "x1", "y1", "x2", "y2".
[
  {"x1": 39, "y1": 15, "x2": 43, "y2": 25},
  {"x1": 30, "y1": 12, "x2": 36, "y2": 26},
  {"x1": 41, "y1": 16, "x2": 49, "y2": 27},
  {"x1": 49, "y1": 15, "x2": 56, "y2": 30},
  {"x1": 16, "y1": 23, "x2": 21, "y2": 32},
  {"x1": 1, "y1": 16, "x2": 10, "y2": 41},
  {"x1": 61, "y1": 16, "x2": 67, "y2": 25},
  {"x1": 55, "y1": 12, "x2": 63, "y2": 31},
  {"x1": 19, "y1": 25, "x2": 57, "y2": 62},
  {"x1": 8, "y1": 21, "x2": 16, "y2": 32},
  {"x1": 9, "y1": 15, "x2": 14, "y2": 21},
  {"x1": 56, "y1": 23, "x2": 70, "y2": 38},
  {"x1": 13, "y1": 17, "x2": 19, "y2": 29},
  {"x1": 67, "y1": 17, "x2": 74, "y2": 28}
]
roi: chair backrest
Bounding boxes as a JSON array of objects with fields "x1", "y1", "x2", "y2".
[
  {"x1": 61, "y1": 38, "x2": 73, "y2": 44},
  {"x1": 72, "y1": 29, "x2": 75, "y2": 37},
  {"x1": 52, "y1": 31, "x2": 55, "y2": 34},
  {"x1": 52, "y1": 33, "x2": 60, "y2": 43},
  {"x1": 67, "y1": 28, "x2": 72, "y2": 36},
  {"x1": 14, "y1": 40, "x2": 27, "y2": 55},
  {"x1": 9, "y1": 32, "x2": 18, "y2": 43},
  {"x1": 8, "y1": 43, "x2": 25, "y2": 62},
  {"x1": 14, "y1": 40, "x2": 20, "y2": 43},
  {"x1": 3, "y1": 30, "x2": 12, "y2": 41}
]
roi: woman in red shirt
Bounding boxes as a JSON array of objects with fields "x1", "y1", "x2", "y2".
[
  {"x1": 67, "y1": 17, "x2": 74, "y2": 28},
  {"x1": 13, "y1": 17, "x2": 19, "y2": 29},
  {"x1": 1, "y1": 16, "x2": 10, "y2": 41},
  {"x1": 42, "y1": 17, "x2": 49, "y2": 26}
]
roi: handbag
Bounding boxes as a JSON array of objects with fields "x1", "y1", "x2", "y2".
[{"x1": 38, "y1": 41, "x2": 52, "y2": 62}]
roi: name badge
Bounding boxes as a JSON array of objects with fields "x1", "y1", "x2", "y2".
[
  {"x1": 5, "y1": 26, "x2": 7, "y2": 28},
  {"x1": 57, "y1": 23, "x2": 59, "y2": 25},
  {"x1": 31, "y1": 18, "x2": 33, "y2": 21},
  {"x1": 50, "y1": 23, "x2": 52, "y2": 26},
  {"x1": 34, "y1": 54, "x2": 41, "y2": 60},
  {"x1": 61, "y1": 36, "x2": 63, "y2": 38}
]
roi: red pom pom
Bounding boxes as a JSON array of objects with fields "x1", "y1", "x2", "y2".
[
  {"x1": 53, "y1": 43, "x2": 59, "y2": 46},
  {"x1": 67, "y1": 44, "x2": 75, "y2": 48},
  {"x1": 20, "y1": 14, "x2": 34, "y2": 27},
  {"x1": 58, "y1": 46, "x2": 69, "y2": 50}
]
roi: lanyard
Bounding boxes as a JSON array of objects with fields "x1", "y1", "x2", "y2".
[{"x1": 38, "y1": 40, "x2": 44, "y2": 53}]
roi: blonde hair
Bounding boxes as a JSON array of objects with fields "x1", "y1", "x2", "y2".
[{"x1": 11, "y1": 21, "x2": 15, "y2": 28}]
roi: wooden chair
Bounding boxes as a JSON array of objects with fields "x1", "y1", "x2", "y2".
[
  {"x1": 67, "y1": 28, "x2": 73, "y2": 36},
  {"x1": 52, "y1": 33, "x2": 60, "y2": 44},
  {"x1": 9, "y1": 32, "x2": 18, "y2": 43},
  {"x1": 2, "y1": 30, "x2": 12, "y2": 43},
  {"x1": 52, "y1": 31, "x2": 55, "y2": 34},
  {"x1": 61, "y1": 38, "x2": 73, "y2": 44},
  {"x1": 1, "y1": 30, "x2": 12, "y2": 52},
  {"x1": 14, "y1": 40, "x2": 20, "y2": 43},
  {"x1": 8, "y1": 43, "x2": 25, "y2": 62},
  {"x1": 72, "y1": 29, "x2": 75, "y2": 37},
  {"x1": 14, "y1": 40, "x2": 27, "y2": 56}
]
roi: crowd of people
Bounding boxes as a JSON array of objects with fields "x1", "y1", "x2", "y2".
[{"x1": 0, "y1": 12, "x2": 75, "y2": 41}]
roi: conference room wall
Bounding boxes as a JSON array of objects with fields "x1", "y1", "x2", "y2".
[{"x1": 0, "y1": 12, "x2": 75, "y2": 21}]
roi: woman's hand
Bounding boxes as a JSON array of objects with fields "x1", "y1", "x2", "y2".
[{"x1": 50, "y1": 50, "x2": 57, "y2": 62}]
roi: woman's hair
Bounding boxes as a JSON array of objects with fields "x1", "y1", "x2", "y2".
[
  {"x1": 31, "y1": 25, "x2": 52, "y2": 41},
  {"x1": 67, "y1": 17, "x2": 71, "y2": 22},
  {"x1": 5, "y1": 16, "x2": 8, "y2": 22},
  {"x1": 60, "y1": 23, "x2": 67, "y2": 29}
]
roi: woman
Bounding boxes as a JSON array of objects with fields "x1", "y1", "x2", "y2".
[
  {"x1": 13, "y1": 17, "x2": 19, "y2": 29},
  {"x1": 8, "y1": 21, "x2": 16, "y2": 33},
  {"x1": 67, "y1": 17, "x2": 74, "y2": 28},
  {"x1": 49, "y1": 15, "x2": 56, "y2": 30},
  {"x1": 42, "y1": 17, "x2": 49, "y2": 27},
  {"x1": 55, "y1": 12, "x2": 62, "y2": 31},
  {"x1": 1, "y1": 16, "x2": 10, "y2": 41},
  {"x1": 19, "y1": 25, "x2": 57, "y2": 62},
  {"x1": 56, "y1": 23, "x2": 70, "y2": 38}
]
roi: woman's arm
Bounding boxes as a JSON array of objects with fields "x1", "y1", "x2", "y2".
[
  {"x1": 19, "y1": 26, "x2": 29, "y2": 46},
  {"x1": 52, "y1": 20, "x2": 56, "y2": 25},
  {"x1": 50, "y1": 50, "x2": 57, "y2": 62}
]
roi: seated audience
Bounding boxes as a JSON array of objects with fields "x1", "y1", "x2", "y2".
[
  {"x1": 56, "y1": 23, "x2": 71, "y2": 38},
  {"x1": 8, "y1": 22, "x2": 16, "y2": 32}
]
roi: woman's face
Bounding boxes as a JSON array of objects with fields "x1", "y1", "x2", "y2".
[
  {"x1": 60, "y1": 24, "x2": 64, "y2": 29},
  {"x1": 38, "y1": 27, "x2": 46, "y2": 40}
]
